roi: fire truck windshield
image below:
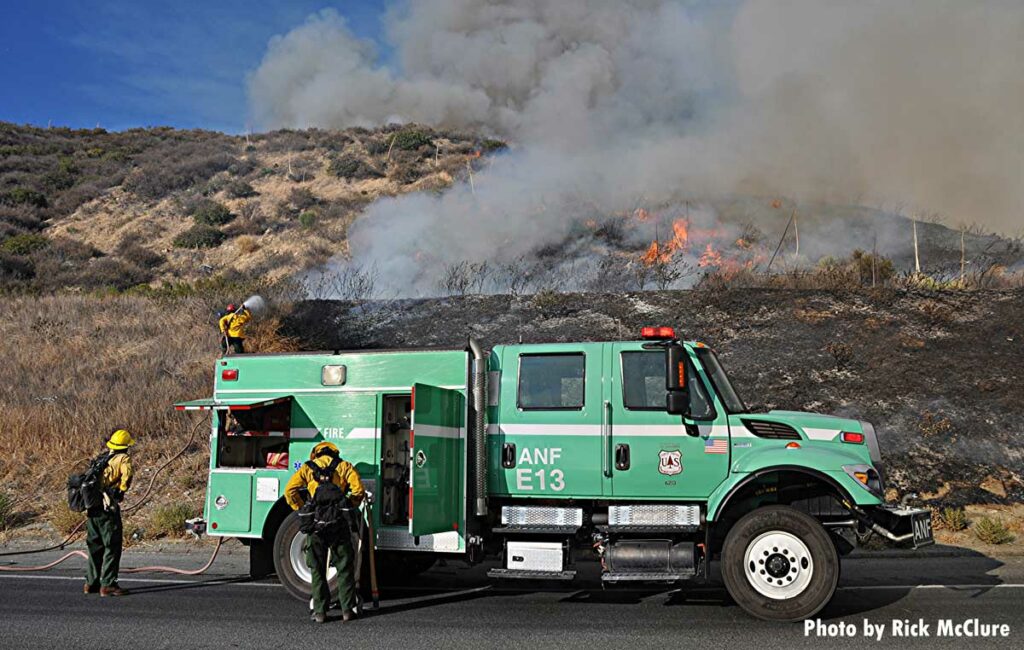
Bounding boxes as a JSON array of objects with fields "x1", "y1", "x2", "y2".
[{"x1": 695, "y1": 348, "x2": 748, "y2": 414}]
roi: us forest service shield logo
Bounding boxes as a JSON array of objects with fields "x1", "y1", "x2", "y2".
[{"x1": 658, "y1": 450, "x2": 682, "y2": 476}]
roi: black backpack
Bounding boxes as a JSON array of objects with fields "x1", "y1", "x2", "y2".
[
  {"x1": 67, "y1": 452, "x2": 112, "y2": 513},
  {"x1": 297, "y1": 458, "x2": 353, "y2": 537}
]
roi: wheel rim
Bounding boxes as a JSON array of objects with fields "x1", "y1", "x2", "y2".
[
  {"x1": 288, "y1": 532, "x2": 338, "y2": 585},
  {"x1": 743, "y1": 530, "x2": 814, "y2": 600}
]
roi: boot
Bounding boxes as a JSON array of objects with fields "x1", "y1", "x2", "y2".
[
  {"x1": 100, "y1": 584, "x2": 129, "y2": 597},
  {"x1": 83, "y1": 583, "x2": 99, "y2": 594},
  {"x1": 342, "y1": 609, "x2": 355, "y2": 623},
  {"x1": 313, "y1": 612, "x2": 327, "y2": 624}
]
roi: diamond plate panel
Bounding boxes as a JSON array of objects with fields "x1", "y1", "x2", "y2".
[
  {"x1": 501, "y1": 506, "x2": 583, "y2": 528},
  {"x1": 376, "y1": 528, "x2": 461, "y2": 552},
  {"x1": 608, "y1": 504, "x2": 700, "y2": 528}
]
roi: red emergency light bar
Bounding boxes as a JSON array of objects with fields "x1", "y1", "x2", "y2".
[{"x1": 641, "y1": 326, "x2": 676, "y2": 340}]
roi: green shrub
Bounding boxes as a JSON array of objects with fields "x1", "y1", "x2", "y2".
[
  {"x1": 851, "y1": 249, "x2": 895, "y2": 284},
  {"x1": 480, "y1": 138, "x2": 508, "y2": 152},
  {"x1": 173, "y1": 224, "x2": 226, "y2": 249},
  {"x1": 392, "y1": 129, "x2": 433, "y2": 152},
  {"x1": 225, "y1": 180, "x2": 257, "y2": 199},
  {"x1": 0, "y1": 188, "x2": 48, "y2": 208},
  {"x1": 973, "y1": 517, "x2": 1014, "y2": 545},
  {"x1": 0, "y1": 492, "x2": 13, "y2": 530},
  {"x1": 298, "y1": 211, "x2": 317, "y2": 229},
  {"x1": 1, "y1": 233, "x2": 49, "y2": 255},
  {"x1": 938, "y1": 507, "x2": 968, "y2": 532},
  {"x1": 192, "y1": 199, "x2": 234, "y2": 226},
  {"x1": 327, "y1": 155, "x2": 384, "y2": 180},
  {"x1": 149, "y1": 502, "x2": 197, "y2": 538}
]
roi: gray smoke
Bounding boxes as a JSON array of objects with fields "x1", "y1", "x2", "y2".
[{"x1": 249, "y1": 1, "x2": 1024, "y2": 296}]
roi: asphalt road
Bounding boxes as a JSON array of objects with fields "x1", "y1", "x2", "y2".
[{"x1": 1, "y1": 550, "x2": 1021, "y2": 649}]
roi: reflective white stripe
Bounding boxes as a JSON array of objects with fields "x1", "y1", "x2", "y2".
[
  {"x1": 486, "y1": 423, "x2": 730, "y2": 438},
  {"x1": 486, "y1": 424, "x2": 600, "y2": 436},
  {"x1": 216, "y1": 385, "x2": 464, "y2": 395},
  {"x1": 291, "y1": 427, "x2": 376, "y2": 440},
  {"x1": 415, "y1": 423, "x2": 465, "y2": 440},
  {"x1": 803, "y1": 428, "x2": 841, "y2": 441}
]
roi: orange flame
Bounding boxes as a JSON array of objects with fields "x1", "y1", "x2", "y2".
[{"x1": 698, "y1": 243, "x2": 723, "y2": 268}]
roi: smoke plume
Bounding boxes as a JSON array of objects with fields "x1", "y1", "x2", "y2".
[{"x1": 249, "y1": 1, "x2": 1024, "y2": 296}]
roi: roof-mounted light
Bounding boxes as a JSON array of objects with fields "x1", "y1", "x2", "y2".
[{"x1": 641, "y1": 326, "x2": 676, "y2": 340}]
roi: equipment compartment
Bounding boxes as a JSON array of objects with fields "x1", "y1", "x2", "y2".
[{"x1": 380, "y1": 394, "x2": 412, "y2": 526}]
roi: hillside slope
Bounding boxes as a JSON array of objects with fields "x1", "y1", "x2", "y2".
[{"x1": 0, "y1": 122, "x2": 502, "y2": 291}]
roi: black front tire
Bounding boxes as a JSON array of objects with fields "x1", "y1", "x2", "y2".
[{"x1": 721, "y1": 505, "x2": 839, "y2": 622}]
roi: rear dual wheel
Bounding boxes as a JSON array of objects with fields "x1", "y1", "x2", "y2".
[{"x1": 721, "y1": 506, "x2": 839, "y2": 622}]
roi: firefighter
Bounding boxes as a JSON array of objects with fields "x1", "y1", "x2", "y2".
[
  {"x1": 284, "y1": 441, "x2": 365, "y2": 624},
  {"x1": 218, "y1": 303, "x2": 251, "y2": 355},
  {"x1": 83, "y1": 429, "x2": 135, "y2": 597}
]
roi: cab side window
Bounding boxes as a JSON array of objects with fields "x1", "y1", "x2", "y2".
[
  {"x1": 518, "y1": 353, "x2": 585, "y2": 410},
  {"x1": 621, "y1": 351, "x2": 665, "y2": 409}
]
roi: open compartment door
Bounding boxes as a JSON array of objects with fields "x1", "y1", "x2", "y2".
[
  {"x1": 174, "y1": 396, "x2": 291, "y2": 411},
  {"x1": 409, "y1": 383, "x2": 466, "y2": 537}
]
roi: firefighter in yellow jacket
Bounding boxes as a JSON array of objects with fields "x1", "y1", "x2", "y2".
[
  {"x1": 84, "y1": 429, "x2": 134, "y2": 597},
  {"x1": 285, "y1": 441, "x2": 365, "y2": 623},
  {"x1": 218, "y1": 303, "x2": 251, "y2": 354}
]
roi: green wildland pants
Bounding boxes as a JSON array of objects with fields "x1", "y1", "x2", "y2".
[
  {"x1": 304, "y1": 532, "x2": 356, "y2": 616},
  {"x1": 85, "y1": 508, "x2": 123, "y2": 588}
]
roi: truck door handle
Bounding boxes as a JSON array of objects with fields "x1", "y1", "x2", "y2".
[
  {"x1": 602, "y1": 400, "x2": 613, "y2": 478},
  {"x1": 502, "y1": 443, "x2": 516, "y2": 468},
  {"x1": 615, "y1": 444, "x2": 630, "y2": 471}
]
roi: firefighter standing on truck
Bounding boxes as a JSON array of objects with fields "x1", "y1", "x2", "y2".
[
  {"x1": 285, "y1": 441, "x2": 365, "y2": 624},
  {"x1": 218, "y1": 303, "x2": 251, "y2": 355},
  {"x1": 84, "y1": 429, "x2": 135, "y2": 597}
]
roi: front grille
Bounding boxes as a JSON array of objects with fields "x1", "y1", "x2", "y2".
[{"x1": 742, "y1": 419, "x2": 801, "y2": 440}]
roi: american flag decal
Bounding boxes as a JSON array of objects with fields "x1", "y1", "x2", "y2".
[{"x1": 704, "y1": 438, "x2": 728, "y2": 454}]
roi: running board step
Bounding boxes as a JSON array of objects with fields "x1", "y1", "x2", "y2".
[
  {"x1": 488, "y1": 569, "x2": 577, "y2": 581},
  {"x1": 602, "y1": 572, "x2": 694, "y2": 583}
]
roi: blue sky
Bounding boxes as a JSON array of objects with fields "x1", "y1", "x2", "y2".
[{"x1": 0, "y1": 1, "x2": 387, "y2": 132}]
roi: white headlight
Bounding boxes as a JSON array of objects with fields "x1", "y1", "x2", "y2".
[{"x1": 321, "y1": 365, "x2": 347, "y2": 386}]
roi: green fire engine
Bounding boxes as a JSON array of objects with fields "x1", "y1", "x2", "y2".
[{"x1": 174, "y1": 327, "x2": 932, "y2": 621}]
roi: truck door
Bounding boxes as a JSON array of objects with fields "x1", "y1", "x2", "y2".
[
  {"x1": 493, "y1": 344, "x2": 605, "y2": 498},
  {"x1": 605, "y1": 344, "x2": 730, "y2": 499},
  {"x1": 408, "y1": 383, "x2": 466, "y2": 537}
]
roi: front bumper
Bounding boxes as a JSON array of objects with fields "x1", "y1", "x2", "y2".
[{"x1": 861, "y1": 505, "x2": 934, "y2": 548}]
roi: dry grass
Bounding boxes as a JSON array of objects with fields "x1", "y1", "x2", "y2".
[
  {"x1": 48, "y1": 503, "x2": 84, "y2": 535},
  {"x1": 0, "y1": 293, "x2": 304, "y2": 536},
  {"x1": 243, "y1": 317, "x2": 303, "y2": 353},
  {"x1": 235, "y1": 235, "x2": 260, "y2": 255},
  {"x1": 0, "y1": 291, "x2": 304, "y2": 537}
]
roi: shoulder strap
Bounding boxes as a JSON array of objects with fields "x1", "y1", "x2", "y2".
[{"x1": 306, "y1": 459, "x2": 336, "y2": 483}]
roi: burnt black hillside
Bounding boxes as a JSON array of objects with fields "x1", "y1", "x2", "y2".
[{"x1": 287, "y1": 288, "x2": 1024, "y2": 504}]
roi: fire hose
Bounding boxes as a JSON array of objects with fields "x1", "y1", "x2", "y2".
[{"x1": 0, "y1": 416, "x2": 224, "y2": 576}]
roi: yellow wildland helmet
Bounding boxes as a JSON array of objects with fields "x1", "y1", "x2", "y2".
[{"x1": 107, "y1": 429, "x2": 135, "y2": 451}]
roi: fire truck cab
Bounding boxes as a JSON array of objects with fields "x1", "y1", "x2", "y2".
[{"x1": 175, "y1": 328, "x2": 932, "y2": 621}]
